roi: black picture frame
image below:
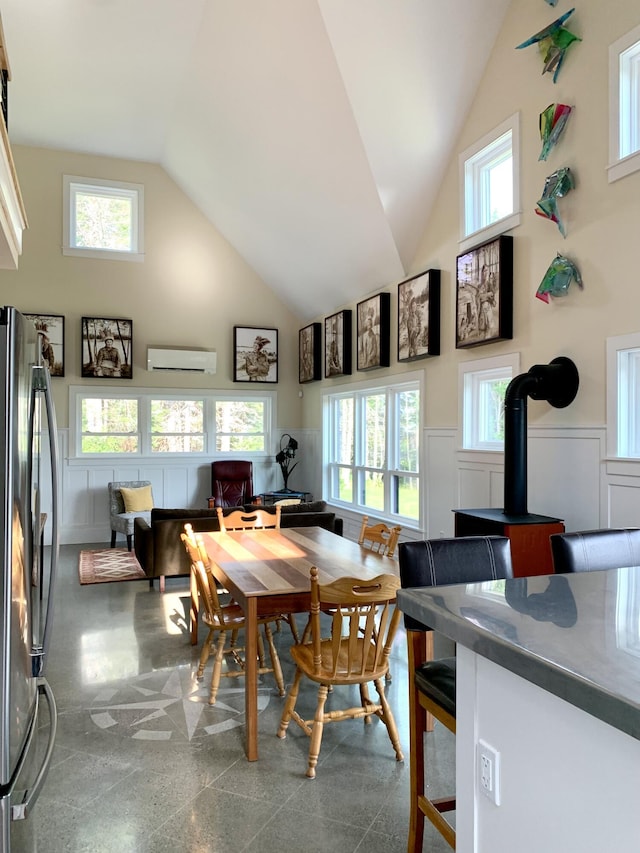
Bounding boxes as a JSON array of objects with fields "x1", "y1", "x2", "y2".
[
  {"x1": 324, "y1": 310, "x2": 352, "y2": 378},
  {"x1": 233, "y1": 326, "x2": 278, "y2": 383},
  {"x1": 299, "y1": 322, "x2": 321, "y2": 383},
  {"x1": 456, "y1": 235, "x2": 513, "y2": 349},
  {"x1": 357, "y1": 293, "x2": 390, "y2": 371},
  {"x1": 82, "y1": 317, "x2": 133, "y2": 378},
  {"x1": 397, "y1": 270, "x2": 441, "y2": 362},
  {"x1": 23, "y1": 312, "x2": 65, "y2": 377}
]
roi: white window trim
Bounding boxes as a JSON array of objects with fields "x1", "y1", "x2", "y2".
[
  {"x1": 322, "y1": 370, "x2": 423, "y2": 525},
  {"x1": 459, "y1": 352, "x2": 520, "y2": 451},
  {"x1": 608, "y1": 24, "x2": 640, "y2": 183},
  {"x1": 69, "y1": 385, "x2": 275, "y2": 459},
  {"x1": 606, "y1": 331, "x2": 640, "y2": 458},
  {"x1": 62, "y1": 175, "x2": 145, "y2": 262},
  {"x1": 459, "y1": 113, "x2": 521, "y2": 254}
]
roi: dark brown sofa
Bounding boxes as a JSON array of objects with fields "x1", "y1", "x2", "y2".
[{"x1": 134, "y1": 501, "x2": 343, "y2": 589}]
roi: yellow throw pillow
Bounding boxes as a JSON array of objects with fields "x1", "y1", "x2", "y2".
[{"x1": 120, "y1": 485, "x2": 153, "y2": 512}]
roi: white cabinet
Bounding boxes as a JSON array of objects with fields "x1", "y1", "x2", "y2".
[{"x1": 0, "y1": 14, "x2": 26, "y2": 269}]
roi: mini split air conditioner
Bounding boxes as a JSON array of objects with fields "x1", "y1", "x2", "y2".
[{"x1": 147, "y1": 347, "x2": 217, "y2": 374}]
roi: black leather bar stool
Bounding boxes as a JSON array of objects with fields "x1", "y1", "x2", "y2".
[
  {"x1": 550, "y1": 527, "x2": 640, "y2": 573},
  {"x1": 399, "y1": 536, "x2": 513, "y2": 852}
]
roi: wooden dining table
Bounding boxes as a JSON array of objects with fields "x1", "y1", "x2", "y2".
[{"x1": 197, "y1": 525, "x2": 398, "y2": 760}]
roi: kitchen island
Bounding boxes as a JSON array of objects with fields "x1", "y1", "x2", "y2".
[{"x1": 397, "y1": 568, "x2": 640, "y2": 852}]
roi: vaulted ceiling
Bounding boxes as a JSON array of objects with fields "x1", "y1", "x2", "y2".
[{"x1": 2, "y1": 0, "x2": 511, "y2": 320}]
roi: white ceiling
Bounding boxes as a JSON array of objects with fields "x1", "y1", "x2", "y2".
[{"x1": 1, "y1": 0, "x2": 511, "y2": 320}]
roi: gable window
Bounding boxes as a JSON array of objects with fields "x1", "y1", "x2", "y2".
[
  {"x1": 459, "y1": 113, "x2": 520, "y2": 253},
  {"x1": 324, "y1": 377, "x2": 421, "y2": 522},
  {"x1": 71, "y1": 388, "x2": 272, "y2": 457},
  {"x1": 608, "y1": 25, "x2": 640, "y2": 182},
  {"x1": 607, "y1": 331, "x2": 640, "y2": 458},
  {"x1": 460, "y1": 353, "x2": 520, "y2": 451},
  {"x1": 63, "y1": 175, "x2": 144, "y2": 261}
]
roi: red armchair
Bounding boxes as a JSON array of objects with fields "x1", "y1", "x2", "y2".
[{"x1": 209, "y1": 460, "x2": 254, "y2": 508}]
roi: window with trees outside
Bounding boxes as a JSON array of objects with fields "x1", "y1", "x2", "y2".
[
  {"x1": 63, "y1": 175, "x2": 144, "y2": 262},
  {"x1": 459, "y1": 113, "x2": 521, "y2": 253},
  {"x1": 71, "y1": 388, "x2": 273, "y2": 457},
  {"x1": 324, "y1": 378, "x2": 421, "y2": 522},
  {"x1": 460, "y1": 353, "x2": 519, "y2": 450}
]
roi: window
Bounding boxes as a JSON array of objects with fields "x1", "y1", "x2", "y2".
[
  {"x1": 63, "y1": 175, "x2": 144, "y2": 261},
  {"x1": 607, "y1": 331, "x2": 640, "y2": 458},
  {"x1": 151, "y1": 399, "x2": 204, "y2": 453},
  {"x1": 459, "y1": 113, "x2": 521, "y2": 252},
  {"x1": 71, "y1": 387, "x2": 273, "y2": 457},
  {"x1": 324, "y1": 377, "x2": 421, "y2": 522},
  {"x1": 460, "y1": 353, "x2": 520, "y2": 450},
  {"x1": 215, "y1": 400, "x2": 267, "y2": 452},
  {"x1": 609, "y1": 25, "x2": 640, "y2": 182},
  {"x1": 81, "y1": 397, "x2": 139, "y2": 454}
]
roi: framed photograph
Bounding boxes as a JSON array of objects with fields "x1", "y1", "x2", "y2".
[
  {"x1": 456, "y1": 235, "x2": 513, "y2": 349},
  {"x1": 23, "y1": 313, "x2": 65, "y2": 377},
  {"x1": 82, "y1": 317, "x2": 133, "y2": 379},
  {"x1": 397, "y1": 270, "x2": 441, "y2": 362},
  {"x1": 299, "y1": 322, "x2": 321, "y2": 383},
  {"x1": 233, "y1": 326, "x2": 278, "y2": 383},
  {"x1": 324, "y1": 310, "x2": 352, "y2": 378},
  {"x1": 357, "y1": 293, "x2": 390, "y2": 371}
]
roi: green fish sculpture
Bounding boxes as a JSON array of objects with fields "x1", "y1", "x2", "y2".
[{"x1": 516, "y1": 8, "x2": 581, "y2": 83}]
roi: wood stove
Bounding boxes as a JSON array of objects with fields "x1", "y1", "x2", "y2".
[{"x1": 454, "y1": 357, "x2": 579, "y2": 578}]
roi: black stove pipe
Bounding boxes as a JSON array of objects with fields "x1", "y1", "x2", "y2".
[
  {"x1": 503, "y1": 357, "x2": 579, "y2": 516},
  {"x1": 504, "y1": 373, "x2": 538, "y2": 515}
]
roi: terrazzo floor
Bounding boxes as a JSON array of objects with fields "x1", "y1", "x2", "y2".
[{"x1": 31, "y1": 543, "x2": 454, "y2": 852}]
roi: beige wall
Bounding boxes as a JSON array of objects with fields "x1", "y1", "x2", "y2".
[
  {"x1": 301, "y1": 0, "x2": 640, "y2": 435},
  {"x1": 0, "y1": 146, "x2": 302, "y2": 429},
  {"x1": 3, "y1": 0, "x2": 639, "y2": 447}
]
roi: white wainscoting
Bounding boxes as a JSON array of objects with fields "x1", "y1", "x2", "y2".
[
  {"x1": 425, "y1": 425, "x2": 608, "y2": 537},
  {"x1": 57, "y1": 428, "x2": 319, "y2": 545},
  {"x1": 605, "y1": 457, "x2": 640, "y2": 527}
]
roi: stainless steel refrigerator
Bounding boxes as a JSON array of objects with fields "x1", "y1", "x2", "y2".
[{"x1": 0, "y1": 307, "x2": 59, "y2": 852}]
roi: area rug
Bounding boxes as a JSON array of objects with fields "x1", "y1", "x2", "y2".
[{"x1": 78, "y1": 549, "x2": 146, "y2": 585}]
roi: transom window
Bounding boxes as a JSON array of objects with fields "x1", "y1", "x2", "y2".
[
  {"x1": 71, "y1": 388, "x2": 273, "y2": 457},
  {"x1": 459, "y1": 113, "x2": 521, "y2": 252},
  {"x1": 63, "y1": 175, "x2": 144, "y2": 262},
  {"x1": 608, "y1": 25, "x2": 640, "y2": 182},
  {"x1": 324, "y1": 377, "x2": 421, "y2": 522},
  {"x1": 460, "y1": 354, "x2": 520, "y2": 451}
]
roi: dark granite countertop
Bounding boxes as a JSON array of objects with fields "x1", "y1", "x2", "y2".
[{"x1": 397, "y1": 567, "x2": 640, "y2": 740}]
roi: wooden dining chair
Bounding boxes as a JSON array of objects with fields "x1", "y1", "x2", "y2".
[
  {"x1": 358, "y1": 515, "x2": 402, "y2": 558},
  {"x1": 215, "y1": 504, "x2": 298, "y2": 642},
  {"x1": 277, "y1": 566, "x2": 404, "y2": 779},
  {"x1": 181, "y1": 524, "x2": 285, "y2": 704},
  {"x1": 216, "y1": 505, "x2": 282, "y2": 531}
]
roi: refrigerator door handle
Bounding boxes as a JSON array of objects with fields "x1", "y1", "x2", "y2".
[
  {"x1": 31, "y1": 364, "x2": 60, "y2": 676},
  {"x1": 10, "y1": 680, "x2": 57, "y2": 821}
]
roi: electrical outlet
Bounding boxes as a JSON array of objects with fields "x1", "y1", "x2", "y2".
[{"x1": 477, "y1": 740, "x2": 501, "y2": 805}]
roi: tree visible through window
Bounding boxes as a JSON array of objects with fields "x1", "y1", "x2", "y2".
[
  {"x1": 75, "y1": 189, "x2": 133, "y2": 252},
  {"x1": 460, "y1": 355, "x2": 518, "y2": 450},
  {"x1": 325, "y1": 380, "x2": 420, "y2": 521},
  {"x1": 63, "y1": 175, "x2": 144, "y2": 261},
  {"x1": 73, "y1": 390, "x2": 272, "y2": 457}
]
